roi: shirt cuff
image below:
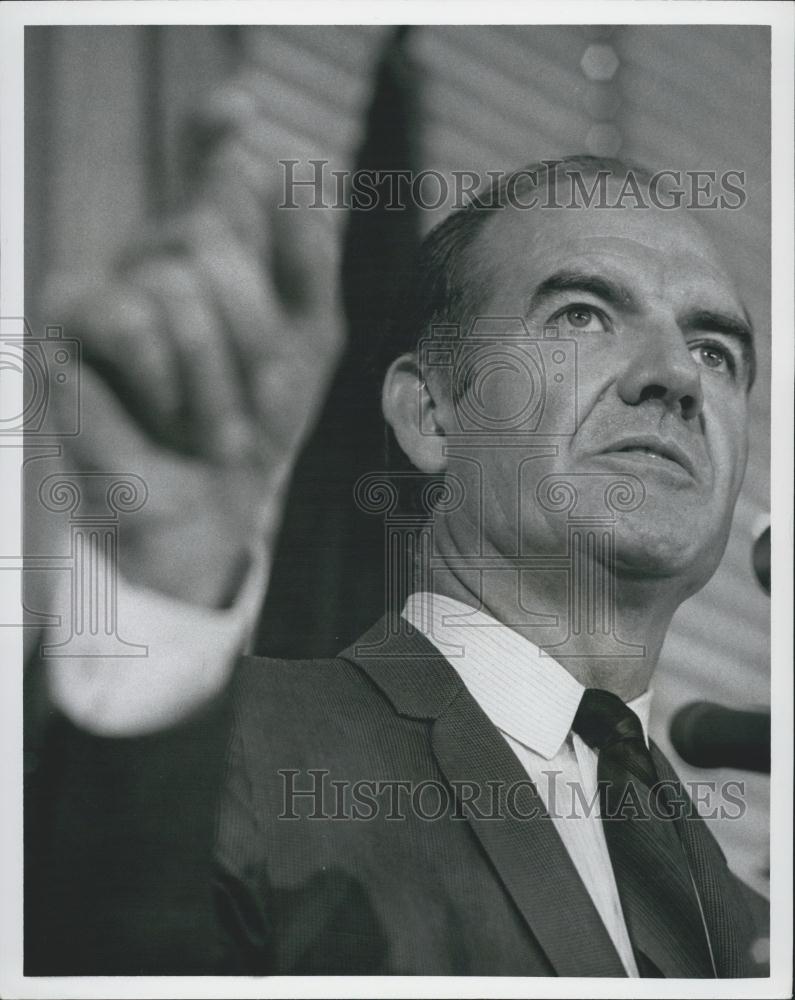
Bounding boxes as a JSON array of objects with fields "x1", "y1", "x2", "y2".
[{"x1": 45, "y1": 540, "x2": 269, "y2": 737}]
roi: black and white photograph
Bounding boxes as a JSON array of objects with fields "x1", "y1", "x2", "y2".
[{"x1": 1, "y1": 2, "x2": 792, "y2": 996}]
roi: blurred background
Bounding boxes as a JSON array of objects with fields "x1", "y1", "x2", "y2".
[{"x1": 24, "y1": 24, "x2": 770, "y2": 915}]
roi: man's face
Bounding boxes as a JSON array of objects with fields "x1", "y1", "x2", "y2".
[{"x1": 436, "y1": 186, "x2": 753, "y2": 592}]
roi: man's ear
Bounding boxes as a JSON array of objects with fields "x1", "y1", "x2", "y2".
[{"x1": 382, "y1": 354, "x2": 447, "y2": 473}]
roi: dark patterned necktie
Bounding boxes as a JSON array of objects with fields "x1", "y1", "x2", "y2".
[{"x1": 572, "y1": 688, "x2": 716, "y2": 978}]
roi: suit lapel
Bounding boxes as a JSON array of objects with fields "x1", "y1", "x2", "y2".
[
  {"x1": 342, "y1": 621, "x2": 752, "y2": 978},
  {"x1": 340, "y1": 618, "x2": 627, "y2": 978},
  {"x1": 651, "y1": 743, "x2": 752, "y2": 977}
]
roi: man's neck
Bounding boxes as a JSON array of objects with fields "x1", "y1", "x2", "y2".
[{"x1": 424, "y1": 528, "x2": 682, "y2": 703}]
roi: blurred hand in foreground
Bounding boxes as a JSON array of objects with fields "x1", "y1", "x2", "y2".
[
  {"x1": 36, "y1": 187, "x2": 343, "y2": 610},
  {"x1": 25, "y1": 160, "x2": 344, "y2": 732}
]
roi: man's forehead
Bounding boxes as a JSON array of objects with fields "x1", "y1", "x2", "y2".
[{"x1": 473, "y1": 199, "x2": 740, "y2": 308}]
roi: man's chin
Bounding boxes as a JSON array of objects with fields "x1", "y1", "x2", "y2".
[{"x1": 610, "y1": 529, "x2": 724, "y2": 587}]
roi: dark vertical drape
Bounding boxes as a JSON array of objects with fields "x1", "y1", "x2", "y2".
[{"x1": 254, "y1": 27, "x2": 422, "y2": 658}]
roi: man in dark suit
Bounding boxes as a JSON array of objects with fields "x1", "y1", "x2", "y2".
[{"x1": 28, "y1": 157, "x2": 760, "y2": 977}]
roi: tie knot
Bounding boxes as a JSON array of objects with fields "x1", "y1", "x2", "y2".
[{"x1": 572, "y1": 687, "x2": 646, "y2": 752}]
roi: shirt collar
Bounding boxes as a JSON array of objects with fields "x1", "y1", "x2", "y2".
[{"x1": 402, "y1": 591, "x2": 652, "y2": 760}]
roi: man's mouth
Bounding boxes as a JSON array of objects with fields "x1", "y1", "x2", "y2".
[{"x1": 595, "y1": 436, "x2": 698, "y2": 479}]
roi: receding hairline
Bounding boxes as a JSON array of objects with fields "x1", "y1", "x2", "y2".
[
  {"x1": 392, "y1": 155, "x2": 750, "y2": 373},
  {"x1": 448, "y1": 160, "x2": 742, "y2": 320}
]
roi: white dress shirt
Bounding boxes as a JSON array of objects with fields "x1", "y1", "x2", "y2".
[{"x1": 402, "y1": 590, "x2": 654, "y2": 978}]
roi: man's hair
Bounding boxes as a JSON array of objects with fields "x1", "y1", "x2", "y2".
[{"x1": 388, "y1": 154, "x2": 655, "y2": 367}]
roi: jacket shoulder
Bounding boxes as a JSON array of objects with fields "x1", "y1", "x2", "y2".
[
  {"x1": 234, "y1": 650, "x2": 372, "y2": 702},
  {"x1": 229, "y1": 651, "x2": 401, "y2": 741}
]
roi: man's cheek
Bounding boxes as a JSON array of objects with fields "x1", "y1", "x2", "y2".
[
  {"x1": 564, "y1": 346, "x2": 614, "y2": 412},
  {"x1": 702, "y1": 395, "x2": 747, "y2": 461}
]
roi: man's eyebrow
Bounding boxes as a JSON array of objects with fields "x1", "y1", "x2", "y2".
[
  {"x1": 679, "y1": 308, "x2": 757, "y2": 385},
  {"x1": 526, "y1": 270, "x2": 639, "y2": 315}
]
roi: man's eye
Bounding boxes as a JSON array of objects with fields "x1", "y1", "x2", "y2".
[
  {"x1": 690, "y1": 342, "x2": 734, "y2": 374},
  {"x1": 556, "y1": 305, "x2": 607, "y2": 332}
]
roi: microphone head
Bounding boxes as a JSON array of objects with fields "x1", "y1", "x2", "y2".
[
  {"x1": 752, "y1": 523, "x2": 770, "y2": 595},
  {"x1": 670, "y1": 701, "x2": 770, "y2": 773}
]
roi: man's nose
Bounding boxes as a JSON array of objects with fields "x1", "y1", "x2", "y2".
[{"x1": 616, "y1": 321, "x2": 704, "y2": 421}]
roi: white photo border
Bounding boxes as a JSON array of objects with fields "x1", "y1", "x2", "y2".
[{"x1": 1, "y1": 2, "x2": 791, "y2": 998}]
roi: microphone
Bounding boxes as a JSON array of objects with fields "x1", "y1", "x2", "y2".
[
  {"x1": 752, "y1": 523, "x2": 770, "y2": 595},
  {"x1": 669, "y1": 701, "x2": 770, "y2": 773},
  {"x1": 671, "y1": 520, "x2": 772, "y2": 773}
]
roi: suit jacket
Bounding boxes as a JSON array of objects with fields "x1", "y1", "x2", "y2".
[{"x1": 26, "y1": 615, "x2": 757, "y2": 977}]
